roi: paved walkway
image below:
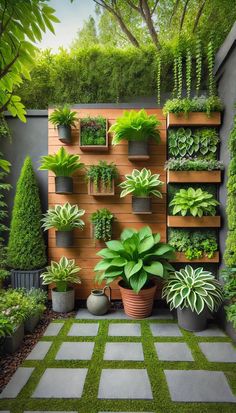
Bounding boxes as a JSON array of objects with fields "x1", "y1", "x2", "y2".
[{"x1": 0, "y1": 309, "x2": 236, "y2": 413}]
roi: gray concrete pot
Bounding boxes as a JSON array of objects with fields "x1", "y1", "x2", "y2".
[
  {"x1": 52, "y1": 288, "x2": 75, "y2": 313},
  {"x1": 3, "y1": 324, "x2": 24, "y2": 354},
  {"x1": 57, "y1": 125, "x2": 72, "y2": 144},
  {"x1": 177, "y1": 307, "x2": 207, "y2": 332},
  {"x1": 11, "y1": 268, "x2": 45, "y2": 290},
  {"x1": 132, "y1": 196, "x2": 152, "y2": 214},
  {"x1": 55, "y1": 176, "x2": 73, "y2": 194},
  {"x1": 128, "y1": 140, "x2": 149, "y2": 157},
  {"x1": 87, "y1": 287, "x2": 111, "y2": 315},
  {"x1": 24, "y1": 314, "x2": 40, "y2": 333},
  {"x1": 56, "y1": 230, "x2": 73, "y2": 247}
]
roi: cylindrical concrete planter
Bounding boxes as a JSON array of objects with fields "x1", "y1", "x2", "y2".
[
  {"x1": 3, "y1": 324, "x2": 24, "y2": 354},
  {"x1": 51, "y1": 289, "x2": 75, "y2": 313},
  {"x1": 56, "y1": 230, "x2": 73, "y2": 247},
  {"x1": 55, "y1": 176, "x2": 73, "y2": 194},
  {"x1": 57, "y1": 125, "x2": 72, "y2": 144},
  {"x1": 128, "y1": 140, "x2": 149, "y2": 159},
  {"x1": 177, "y1": 307, "x2": 207, "y2": 332},
  {"x1": 119, "y1": 280, "x2": 157, "y2": 319},
  {"x1": 24, "y1": 314, "x2": 41, "y2": 333},
  {"x1": 11, "y1": 268, "x2": 45, "y2": 290},
  {"x1": 132, "y1": 196, "x2": 152, "y2": 214}
]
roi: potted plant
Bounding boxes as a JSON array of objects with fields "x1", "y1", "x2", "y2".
[
  {"x1": 0, "y1": 315, "x2": 14, "y2": 355},
  {"x1": 39, "y1": 147, "x2": 84, "y2": 194},
  {"x1": 86, "y1": 161, "x2": 118, "y2": 196},
  {"x1": 7, "y1": 157, "x2": 47, "y2": 289},
  {"x1": 49, "y1": 105, "x2": 78, "y2": 144},
  {"x1": 95, "y1": 226, "x2": 175, "y2": 318},
  {"x1": 79, "y1": 116, "x2": 108, "y2": 151},
  {"x1": 162, "y1": 265, "x2": 224, "y2": 331},
  {"x1": 42, "y1": 202, "x2": 85, "y2": 247},
  {"x1": 90, "y1": 208, "x2": 114, "y2": 241},
  {"x1": 24, "y1": 288, "x2": 47, "y2": 333},
  {"x1": 119, "y1": 168, "x2": 163, "y2": 214},
  {"x1": 165, "y1": 158, "x2": 223, "y2": 184},
  {"x1": 221, "y1": 267, "x2": 236, "y2": 342},
  {"x1": 41, "y1": 256, "x2": 81, "y2": 313},
  {"x1": 168, "y1": 187, "x2": 220, "y2": 227},
  {"x1": 109, "y1": 109, "x2": 161, "y2": 160}
]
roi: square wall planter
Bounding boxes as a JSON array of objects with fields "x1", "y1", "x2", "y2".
[
  {"x1": 170, "y1": 251, "x2": 220, "y2": 263},
  {"x1": 88, "y1": 179, "x2": 115, "y2": 196},
  {"x1": 167, "y1": 170, "x2": 222, "y2": 184},
  {"x1": 167, "y1": 112, "x2": 221, "y2": 128},
  {"x1": 167, "y1": 216, "x2": 221, "y2": 228},
  {"x1": 79, "y1": 119, "x2": 109, "y2": 151}
]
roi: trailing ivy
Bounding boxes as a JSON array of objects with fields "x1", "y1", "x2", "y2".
[
  {"x1": 207, "y1": 39, "x2": 215, "y2": 97},
  {"x1": 156, "y1": 54, "x2": 161, "y2": 105},
  {"x1": 186, "y1": 48, "x2": 192, "y2": 99},
  {"x1": 195, "y1": 38, "x2": 202, "y2": 96},
  {"x1": 90, "y1": 208, "x2": 114, "y2": 241}
]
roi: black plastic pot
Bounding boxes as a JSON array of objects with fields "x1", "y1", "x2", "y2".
[
  {"x1": 177, "y1": 307, "x2": 207, "y2": 332},
  {"x1": 11, "y1": 268, "x2": 45, "y2": 290},
  {"x1": 128, "y1": 140, "x2": 149, "y2": 159},
  {"x1": 55, "y1": 176, "x2": 73, "y2": 194},
  {"x1": 56, "y1": 230, "x2": 73, "y2": 247},
  {"x1": 57, "y1": 125, "x2": 72, "y2": 144},
  {"x1": 132, "y1": 196, "x2": 152, "y2": 214}
]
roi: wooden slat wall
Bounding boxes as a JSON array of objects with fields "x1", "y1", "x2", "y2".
[{"x1": 48, "y1": 108, "x2": 167, "y2": 299}]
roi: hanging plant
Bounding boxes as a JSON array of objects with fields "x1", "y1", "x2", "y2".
[
  {"x1": 195, "y1": 38, "x2": 202, "y2": 96},
  {"x1": 207, "y1": 39, "x2": 215, "y2": 97},
  {"x1": 86, "y1": 161, "x2": 118, "y2": 194},
  {"x1": 173, "y1": 55, "x2": 178, "y2": 98},
  {"x1": 177, "y1": 50, "x2": 182, "y2": 100},
  {"x1": 90, "y1": 208, "x2": 114, "y2": 241},
  {"x1": 156, "y1": 54, "x2": 161, "y2": 105},
  {"x1": 186, "y1": 48, "x2": 192, "y2": 99}
]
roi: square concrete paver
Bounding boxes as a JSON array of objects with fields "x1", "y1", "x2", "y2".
[
  {"x1": 55, "y1": 342, "x2": 94, "y2": 360},
  {"x1": 0, "y1": 368, "x2": 34, "y2": 398},
  {"x1": 199, "y1": 342, "x2": 236, "y2": 362},
  {"x1": 68, "y1": 323, "x2": 99, "y2": 336},
  {"x1": 164, "y1": 370, "x2": 236, "y2": 402},
  {"x1": 43, "y1": 322, "x2": 64, "y2": 336},
  {"x1": 150, "y1": 323, "x2": 182, "y2": 337},
  {"x1": 108, "y1": 323, "x2": 141, "y2": 337},
  {"x1": 104, "y1": 343, "x2": 144, "y2": 361},
  {"x1": 155, "y1": 342, "x2": 193, "y2": 361},
  {"x1": 25, "y1": 412, "x2": 77, "y2": 413},
  {"x1": 194, "y1": 325, "x2": 226, "y2": 337},
  {"x1": 26, "y1": 341, "x2": 52, "y2": 360},
  {"x1": 98, "y1": 369, "x2": 153, "y2": 399},
  {"x1": 32, "y1": 368, "x2": 88, "y2": 398},
  {"x1": 76, "y1": 308, "x2": 173, "y2": 320}
]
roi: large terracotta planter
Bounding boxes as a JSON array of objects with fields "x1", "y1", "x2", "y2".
[
  {"x1": 167, "y1": 170, "x2": 222, "y2": 184},
  {"x1": 167, "y1": 216, "x2": 221, "y2": 228},
  {"x1": 170, "y1": 251, "x2": 220, "y2": 263},
  {"x1": 167, "y1": 112, "x2": 221, "y2": 128},
  {"x1": 118, "y1": 280, "x2": 157, "y2": 319}
]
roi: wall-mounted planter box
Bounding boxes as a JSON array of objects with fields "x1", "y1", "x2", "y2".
[
  {"x1": 170, "y1": 251, "x2": 220, "y2": 263},
  {"x1": 55, "y1": 176, "x2": 73, "y2": 194},
  {"x1": 56, "y1": 230, "x2": 74, "y2": 247},
  {"x1": 88, "y1": 179, "x2": 115, "y2": 196},
  {"x1": 57, "y1": 125, "x2": 72, "y2": 144},
  {"x1": 132, "y1": 196, "x2": 152, "y2": 214},
  {"x1": 128, "y1": 141, "x2": 150, "y2": 161},
  {"x1": 167, "y1": 215, "x2": 221, "y2": 228},
  {"x1": 79, "y1": 119, "x2": 109, "y2": 151},
  {"x1": 167, "y1": 112, "x2": 221, "y2": 128},
  {"x1": 167, "y1": 170, "x2": 222, "y2": 184}
]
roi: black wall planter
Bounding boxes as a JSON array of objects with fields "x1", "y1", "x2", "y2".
[
  {"x1": 128, "y1": 140, "x2": 149, "y2": 160},
  {"x1": 56, "y1": 230, "x2": 73, "y2": 247},
  {"x1": 55, "y1": 176, "x2": 73, "y2": 194},
  {"x1": 132, "y1": 196, "x2": 152, "y2": 214},
  {"x1": 57, "y1": 125, "x2": 72, "y2": 144},
  {"x1": 11, "y1": 268, "x2": 45, "y2": 290}
]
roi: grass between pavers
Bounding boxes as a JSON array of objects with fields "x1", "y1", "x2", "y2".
[{"x1": 0, "y1": 317, "x2": 235, "y2": 413}]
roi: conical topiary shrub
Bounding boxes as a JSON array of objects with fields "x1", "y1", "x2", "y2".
[{"x1": 7, "y1": 156, "x2": 47, "y2": 289}]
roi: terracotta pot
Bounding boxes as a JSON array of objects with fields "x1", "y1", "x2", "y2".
[
  {"x1": 167, "y1": 215, "x2": 221, "y2": 228},
  {"x1": 118, "y1": 280, "x2": 157, "y2": 319}
]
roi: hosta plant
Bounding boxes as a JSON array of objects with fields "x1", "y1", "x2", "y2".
[
  {"x1": 42, "y1": 203, "x2": 85, "y2": 231},
  {"x1": 109, "y1": 109, "x2": 161, "y2": 145},
  {"x1": 95, "y1": 226, "x2": 175, "y2": 293},
  {"x1": 168, "y1": 128, "x2": 219, "y2": 158},
  {"x1": 119, "y1": 168, "x2": 163, "y2": 198},
  {"x1": 162, "y1": 265, "x2": 223, "y2": 314},
  {"x1": 41, "y1": 257, "x2": 81, "y2": 292},
  {"x1": 90, "y1": 208, "x2": 114, "y2": 241},
  {"x1": 49, "y1": 106, "x2": 78, "y2": 127},
  {"x1": 39, "y1": 147, "x2": 84, "y2": 176},
  {"x1": 169, "y1": 188, "x2": 219, "y2": 217}
]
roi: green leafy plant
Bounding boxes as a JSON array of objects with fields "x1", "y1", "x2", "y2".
[
  {"x1": 163, "y1": 95, "x2": 223, "y2": 117},
  {"x1": 156, "y1": 54, "x2": 161, "y2": 105},
  {"x1": 0, "y1": 315, "x2": 14, "y2": 338},
  {"x1": 165, "y1": 158, "x2": 224, "y2": 171},
  {"x1": 186, "y1": 48, "x2": 192, "y2": 99},
  {"x1": 94, "y1": 226, "x2": 175, "y2": 293},
  {"x1": 39, "y1": 147, "x2": 84, "y2": 176},
  {"x1": 168, "y1": 128, "x2": 219, "y2": 158},
  {"x1": 221, "y1": 267, "x2": 236, "y2": 328},
  {"x1": 169, "y1": 187, "x2": 219, "y2": 217},
  {"x1": 41, "y1": 257, "x2": 81, "y2": 292},
  {"x1": 42, "y1": 203, "x2": 85, "y2": 232},
  {"x1": 177, "y1": 50, "x2": 182, "y2": 100},
  {"x1": 224, "y1": 230, "x2": 236, "y2": 267},
  {"x1": 80, "y1": 116, "x2": 106, "y2": 146},
  {"x1": 90, "y1": 208, "x2": 114, "y2": 241},
  {"x1": 168, "y1": 229, "x2": 218, "y2": 260},
  {"x1": 119, "y1": 168, "x2": 163, "y2": 198},
  {"x1": 162, "y1": 265, "x2": 223, "y2": 314},
  {"x1": 49, "y1": 106, "x2": 78, "y2": 127},
  {"x1": 86, "y1": 161, "x2": 118, "y2": 191},
  {"x1": 207, "y1": 40, "x2": 215, "y2": 97},
  {"x1": 225, "y1": 303, "x2": 236, "y2": 329},
  {"x1": 109, "y1": 109, "x2": 161, "y2": 145},
  {"x1": 195, "y1": 38, "x2": 202, "y2": 96}
]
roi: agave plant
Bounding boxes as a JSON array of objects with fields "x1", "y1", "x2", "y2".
[
  {"x1": 169, "y1": 187, "x2": 219, "y2": 217},
  {"x1": 162, "y1": 265, "x2": 223, "y2": 314},
  {"x1": 49, "y1": 106, "x2": 78, "y2": 127},
  {"x1": 41, "y1": 256, "x2": 81, "y2": 292},
  {"x1": 94, "y1": 226, "x2": 175, "y2": 293},
  {"x1": 109, "y1": 109, "x2": 161, "y2": 145},
  {"x1": 119, "y1": 168, "x2": 163, "y2": 198},
  {"x1": 39, "y1": 147, "x2": 84, "y2": 177},
  {"x1": 42, "y1": 203, "x2": 85, "y2": 231}
]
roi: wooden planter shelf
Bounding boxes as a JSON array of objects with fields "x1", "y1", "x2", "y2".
[
  {"x1": 79, "y1": 119, "x2": 109, "y2": 151},
  {"x1": 167, "y1": 170, "x2": 222, "y2": 184},
  {"x1": 167, "y1": 112, "x2": 221, "y2": 128},
  {"x1": 88, "y1": 179, "x2": 115, "y2": 196},
  {"x1": 170, "y1": 251, "x2": 220, "y2": 263},
  {"x1": 167, "y1": 215, "x2": 221, "y2": 228}
]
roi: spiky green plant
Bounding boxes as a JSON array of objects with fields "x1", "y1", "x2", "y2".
[
  {"x1": 49, "y1": 105, "x2": 78, "y2": 127},
  {"x1": 42, "y1": 202, "x2": 85, "y2": 231},
  {"x1": 39, "y1": 147, "x2": 84, "y2": 176},
  {"x1": 41, "y1": 257, "x2": 81, "y2": 292},
  {"x1": 119, "y1": 168, "x2": 163, "y2": 198}
]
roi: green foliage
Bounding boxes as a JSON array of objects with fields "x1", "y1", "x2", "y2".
[
  {"x1": 163, "y1": 95, "x2": 223, "y2": 116},
  {"x1": 186, "y1": 48, "x2": 192, "y2": 99},
  {"x1": 42, "y1": 202, "x2": 85, "y2": 232},
  {"x1": 169, "y1": 187, "x2": 219, "y2": 217},
  {"x1": 39, "y1": 147, "x2": 84, "y2": 177},
  {"x1": 119, "y1": 168, "x2": 163, "y2": 198},
  {"x1": 221, "y1": 267, "x2": 236, "y2": 328},
  {"x1": 226, "y1": 194, "x2": 236, "y2": 230},
  {"x1": 7, "y1": 157, "x2": 46, "y2": 270},
  {"x1": 177, "y1": 50, "x2": 182, "y2": 100},
  {"x1": 156, "y1": 54, "x2": 161, "y2": 105},
  {"x1": 109, "y1": 109, "x2": 161, "y2": 145},
  {"x1": 41, "y1": 257, "x2": 81, "y2": 292},
  {"x1": 0, "y1": 315, "x2": 14, "y2": 338},
  {"x1": 228, "y1": 116, "x2": 236, "y2": 155},
  {"x1": 95, "y1": 226, "x2": 175, "y2": 293},
  {"x1": 224, "y1": 230, "x2": 236, "y2": 267},
  {"x1": 168, "y1": 229, "x2": 218, "y2": 260},
  {"x1": 49, "y1": 106, "x2": 78, "y2": 127},
  {"x1": 168, "y1": 128, "x2": 219, "y2": 158},
  {"x1": 162, "y1": 265, "x2": 223, "y2": 314},
  {"x1": 90, "y1": 208, "x2": 114, "y2": 241},
  {"x1": 207, "y1": 40, "x2": 215, "y2": 97},
  {"x1": 0, "y1": 116, "x2": 12, "y2": 141},
  {"x1": 165, "y1": 158, "x2": 224, "y2": 171},
  {"x1": 226, "y1": 303, "x2": 236, "y2": 329},
  {"x1": 86, "y1": 161, "x2": 118, "y2": 191},
  {"x1": 195, "y1": 38, "x2": 202, "y2": 96},
  {"x1": 80, "y1": 116, "x2": 106, "y2": 146}
]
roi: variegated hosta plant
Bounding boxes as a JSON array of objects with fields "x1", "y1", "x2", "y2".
[
  {"x1": 94, "y1": 226, "x2": 175, "y2": 293},
  {"x1": 119, "y1": 168, "x2": 164, "y2": 198},
  {"x1": 169, "y1": 187, "x2": 219, "y2": 217},
  {"x1": 41, "y1": 202, "x2": 85, "y2": 231},
  {"x1": 162, "y1": 265, "x2": 223, "y2": 314},
  {"x1": 41, "y1": 256, "x2": 81, "y2": 292}
]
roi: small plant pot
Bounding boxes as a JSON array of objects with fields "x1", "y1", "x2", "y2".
[
  {"x1": 24, "y1": 314, "x2": 41, "y2": 333},
  {"x1": 55, "y1": 176, "x2": 73, "y2": 194},
  {"x1": 119, "y1": 280, "x2": 157, "y2": 319},
  {"x1": 128, "y1": 140, "x2": 149, "y2": 160},
  {"x1": 132, "y1": 196, "x2": 152, "y2": 214},
  {"x1": 177, "y1": 307, "x2": 207, "y2": 332},
  {"x1": 3, "y1": 324, "x2": 24, "y2": 354},
  {"x1": 11, "y1": 268, "x2": 45, "y2": 290},
  {"x1": 51, "y1": 288, "x2": 75, "y2": 313},
  {"x1": 57, "y1": 125, "x2": 72, "y2": 144},
  {"x1": 56, "y1": 230, "x2": 73, "y2": 247}
]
